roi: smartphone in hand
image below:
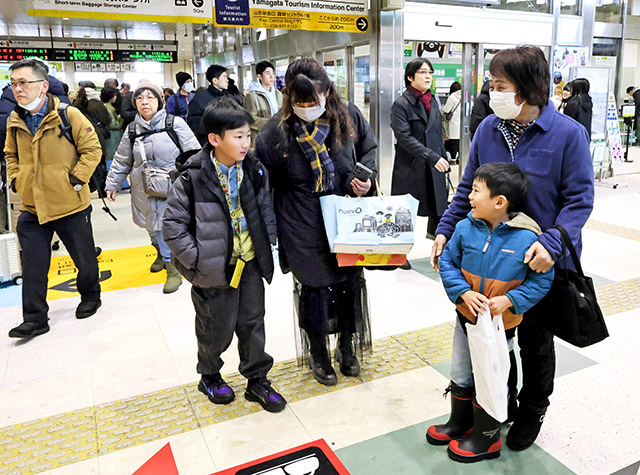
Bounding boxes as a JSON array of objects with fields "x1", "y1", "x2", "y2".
[{"x1": 346, "y1": 162, "x2": 373, "y2": 184}]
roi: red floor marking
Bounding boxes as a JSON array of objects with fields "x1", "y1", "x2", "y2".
[{"x1": 132, "y1": 443, "x2": 179, "y2": 475}]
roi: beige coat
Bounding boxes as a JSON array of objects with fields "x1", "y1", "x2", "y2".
[
  {"x1": 4, "y1": 95, "x2": 102, "y2": 224},
  {"x1": 244, "y1": 85, "x2": 283, "y2": 148}
]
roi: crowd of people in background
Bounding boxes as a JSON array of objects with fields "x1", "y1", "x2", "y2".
[{"x1": 0, "y1": 46, "x2": 602, "y2": 463}]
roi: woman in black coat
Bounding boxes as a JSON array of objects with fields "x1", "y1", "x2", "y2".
[
  {"x1": 563, "y1": 78, "x2": 592, "y2": 137},
  {"x1": 391, "y1": 58, "x2": 450, "y2": 238},
  {"x1": 256, "y1": 58, "x2": 377, "y2": 387}
]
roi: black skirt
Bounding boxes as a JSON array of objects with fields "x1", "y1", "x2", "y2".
[{"x1": 292, "y1": 271, "x2": 372, "y2": 367}]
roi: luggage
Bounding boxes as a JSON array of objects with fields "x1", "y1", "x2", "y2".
[
  {"x1": 1, "y1": 178, "x2": 22, "y2": 285},
  {"x1": 0, "y1": 232, "x2": 21, "y2": 285}
]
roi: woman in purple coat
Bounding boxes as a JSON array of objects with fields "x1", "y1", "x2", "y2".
[{"x1": 430, "y1": 46, "x2": 594, "y2": 452}]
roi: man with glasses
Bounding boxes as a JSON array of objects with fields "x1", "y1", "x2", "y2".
[
  {"x1": 0, "y1": 65, "x2": 70, "y2": 232},
  {"x1": 4, "y1": 58, "x2": 103, "y2": 339},
  {"x1": 187, "y1": 64, "x2": 230, "y2": 145}
]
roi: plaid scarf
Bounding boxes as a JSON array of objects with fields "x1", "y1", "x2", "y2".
[
  {"x1": 293, "y1": 117, "x2": 335, "y2": 193},
  {"x1": 497, "y1": 119, "x2": 535, "y2": 160}
]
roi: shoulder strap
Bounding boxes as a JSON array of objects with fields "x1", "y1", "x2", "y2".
[
  {"x1": 57, "y1": 103, "x2": 75, "y2": 146},
  {"x1": 12, "y1": 127, "x2": 18, "y2": 163},
  {"x1": 128, "y1": 122, "x2": 138, "y2": 151},
  {"x1": 127, "y1": 115, "x2": 183, "y2": 154},
  {"x1": 554, "y1": 224, "x2": 584, "y2": 276},
  {"x1": 164, "y1": 114, "x2": 183, "y2": 154}
]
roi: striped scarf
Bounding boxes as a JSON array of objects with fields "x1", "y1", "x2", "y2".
[{"x1": 293, "y1": 117, "x2": 335, "y2": 193}]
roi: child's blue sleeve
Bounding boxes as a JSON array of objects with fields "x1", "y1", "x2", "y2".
[
  {"x1": 506, "y1": 266, "x2": 555, "y2": 315},
  {"x1": 439, "y1": 225, "x2": 473, "y2": 304}
]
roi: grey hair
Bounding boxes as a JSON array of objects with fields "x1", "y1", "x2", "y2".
[{"x1": 9, "y1": 58, "x2": 49, "y2": 80}]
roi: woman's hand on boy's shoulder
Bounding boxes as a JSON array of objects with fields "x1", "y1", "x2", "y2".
[{"x1": 524, "y1": 241, "x2": 555, "y2": 273}]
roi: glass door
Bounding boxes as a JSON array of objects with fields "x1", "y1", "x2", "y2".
[{"x1": 322, "y1": 48, "x2": 348, "y2": 100}]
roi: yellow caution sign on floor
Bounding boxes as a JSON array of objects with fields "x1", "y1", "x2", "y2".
[{"x1": 47, "y1": 246, "x2": 169, "y2": 301}]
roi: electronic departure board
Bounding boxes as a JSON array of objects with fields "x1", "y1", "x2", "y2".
[
  {"x1": 52, "y1": 49, "x2": 116, "y2": 62},
  {"x1": 0, "y1": 47, "x2": 177, "y2": 63},
  {"x1": 117, "y1": 50, "x2": 177, "y2": 63},
  {"x1": 0, "y1": 48, "x2": 51, "y2": 61}
]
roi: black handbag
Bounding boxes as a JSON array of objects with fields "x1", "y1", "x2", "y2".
[{"x1": 533, "y1": 225, "x2": 609, "y2": 348}]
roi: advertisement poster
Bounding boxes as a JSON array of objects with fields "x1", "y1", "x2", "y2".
[
  {"x1": 214, "y1": 0, "x2": 369, "y2": 33},
  {"x1": 552, "y1": 46, "x2": 588, "y2": 97},
  {"x1": 29, "y1": 0, "x2": 213, "y2": 24},
  {"x1": 606, "y1": 92, "x2": 625, "y2": 170}
]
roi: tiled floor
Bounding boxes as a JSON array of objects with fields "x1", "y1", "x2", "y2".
[{"x1": 1, "y1": 154, "x2": 640, "y2": 474}]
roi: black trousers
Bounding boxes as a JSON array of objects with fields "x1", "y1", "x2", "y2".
[
  {"x1": 191, "y1": 259, "x2": 273, "y2": 379},
  {"x1": 516, "y1": 305, "x2": 556, "y2": 411},
  {"x1": 17, "y1": 206, "x2": 100, "y2": 324}
]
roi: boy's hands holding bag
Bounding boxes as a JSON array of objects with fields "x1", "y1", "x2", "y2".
[
  {"x1": 488, "y1": 296, "x2": 512, "y2": 316},
  {"x1": 461, "y1": 290, "x2": 489, "y2": 316}
]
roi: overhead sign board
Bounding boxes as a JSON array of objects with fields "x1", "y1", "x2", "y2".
[
  {"x1": 28, "y1": 0, "x2": 213, "y2": 24},
  {"x1": 118, "y1": 50, "x2": 177, "y2": 62},
  {"x1": 213, "y1": 0, "x2": 369, "y2": 33},
  {"x1": 0, "y1": 47, "x2": 51, "y2": 62},
  {"x1": 53, "y1": 48, "x2": 116, "y2": 62}
]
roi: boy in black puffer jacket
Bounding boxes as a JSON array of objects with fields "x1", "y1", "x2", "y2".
[{"x1": 162, "y1": 98, "x2": 286, "y2": 413}]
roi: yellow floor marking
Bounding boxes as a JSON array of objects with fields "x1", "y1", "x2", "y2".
[
  {"x1": 0, "y1": 322, "x2": 454, "y2": 474},
  {"x1": 46, "y1": 245, "x2": 167, "y2": 301},
  {"x1": 585, "y1": 220, "x2": 640, "y2": 242},
  {"x1": 1, "y1": 255, "x2": 638, "y2": 472}
]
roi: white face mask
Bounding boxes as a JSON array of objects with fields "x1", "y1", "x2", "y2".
[
  {"x1": 18, "y1": 83, "x2": 45, "y2": 112},
  {"x1": 292, "y1": 97, "x2": 326, "y2": 123},
  {"x1": 489, "y1": 91, "x2": 524, "y2": 120},
  {"x1": 183, "y1": 82, "x2": 194, "y2": 93}
]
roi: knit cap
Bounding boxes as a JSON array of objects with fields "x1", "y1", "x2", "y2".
[
  {"x1": 176, "y1": 71, "x2": 192, "y2": 89},
  {"x1": 133, "y1": 81, "x2": 164, "y2": 106}
]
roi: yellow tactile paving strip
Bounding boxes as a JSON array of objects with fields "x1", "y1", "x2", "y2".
[
  {"x1": 0, "y1": 323, "x2": 454, "y2": 474},
  {"x1": 585, "y1": 219, "x2": 640, "y2": 242},
  {"x1": 1, "y1": 276, "x2": 638, "y2": 474},
  {"x1": 596, "y1": 278, "x2": 640, "y2": 316}
]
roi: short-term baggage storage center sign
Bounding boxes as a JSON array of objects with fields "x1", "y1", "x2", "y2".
[
  {"x1": 214, "y1": 0, "x2": 370, "y2": 33},
  {"x1": 28, "y1": 0, "x2": 214, "y2": 24}
]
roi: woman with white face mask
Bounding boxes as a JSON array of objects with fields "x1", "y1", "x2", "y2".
[
  {"x1": 255, "y1": 58, "x2": 377, "y2": 387},
  {"x1": 165, "y1": 71, "x2": 195, "y2": 120},
  {"x1": 430, "y1": 46, "x2": 594, "y2": 455}
]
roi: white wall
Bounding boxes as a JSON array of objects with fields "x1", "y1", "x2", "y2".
[{"x1": 404, "y1": 2, "x2": 554, "y2": 45}]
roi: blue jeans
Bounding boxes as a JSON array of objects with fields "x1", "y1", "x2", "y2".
[
  {"x1": 450, "y1": 316, "x2": 514, "y2": 388},
  {"x1": 149, "y1": 230, "x2": 171, "y2": 262}
]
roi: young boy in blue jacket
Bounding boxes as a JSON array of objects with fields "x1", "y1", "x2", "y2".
[
  {"x1": 427, "y1": 162, "x2": 554, "y2": 463},
  {"x1": 162, "y1": 98, "x2": 286, "y2": 413}
]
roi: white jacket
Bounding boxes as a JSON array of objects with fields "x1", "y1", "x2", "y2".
[{"x1": 442, "y1": 90, "x2": 462, "y2": 140}]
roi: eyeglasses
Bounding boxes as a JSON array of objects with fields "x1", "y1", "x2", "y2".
[
  {"x1": 416, "y1": 69, "x2": 434, "y2": 76},
  {"x1": 135, "y1": 94, "x2": 158, "y2": 102},
  {"x1": 10, "y1": 79, "x2": 45, "y2": 89}
]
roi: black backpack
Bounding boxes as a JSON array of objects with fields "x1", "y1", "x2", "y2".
[
  {"x1": 53, "y1": 103, "x2": 116, "y2": 220},
  {"x1": 56, "y1": 103, "x2": 109, "y2": 197}
]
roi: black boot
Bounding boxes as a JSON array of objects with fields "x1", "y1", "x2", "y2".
[
  {"x1": 506, "y1": 405, "x2": 546, "y2": 451},
  {"x1": 448, "y1": 398, "x2": 502, "y2": 463},
  {"x1": 309, "y1": 335, "x2": 337, "y2": 386},
  {"x1": 335, "y1": 334, "x2": 360, "y2": 376},
  {"x1": 426, "y1": 382, "x2": 474, "y2": 445},
  {"x1": 506, "y1": 350, "x2": 518, "y2": 423}
]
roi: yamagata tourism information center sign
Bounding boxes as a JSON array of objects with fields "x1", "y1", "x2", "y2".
[{"x1": 214, "y1": 0, "x2": 369, "y2": 33}]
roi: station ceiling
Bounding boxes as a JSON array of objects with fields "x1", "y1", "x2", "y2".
[{"x1": 0, "y1": 0, "x2": 196, "y2": 59}]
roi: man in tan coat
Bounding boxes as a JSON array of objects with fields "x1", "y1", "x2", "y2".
[
  {"x1": 244, "y1": 61, "x2": 283, "y2": 149},
  {"x1": 4, "y1": 58, "x2": 102, "y2": 339}
]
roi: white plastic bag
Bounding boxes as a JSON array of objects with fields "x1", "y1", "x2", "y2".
[{"x1": 467, "y1": 309, "x2": 510, "y2": 422}]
